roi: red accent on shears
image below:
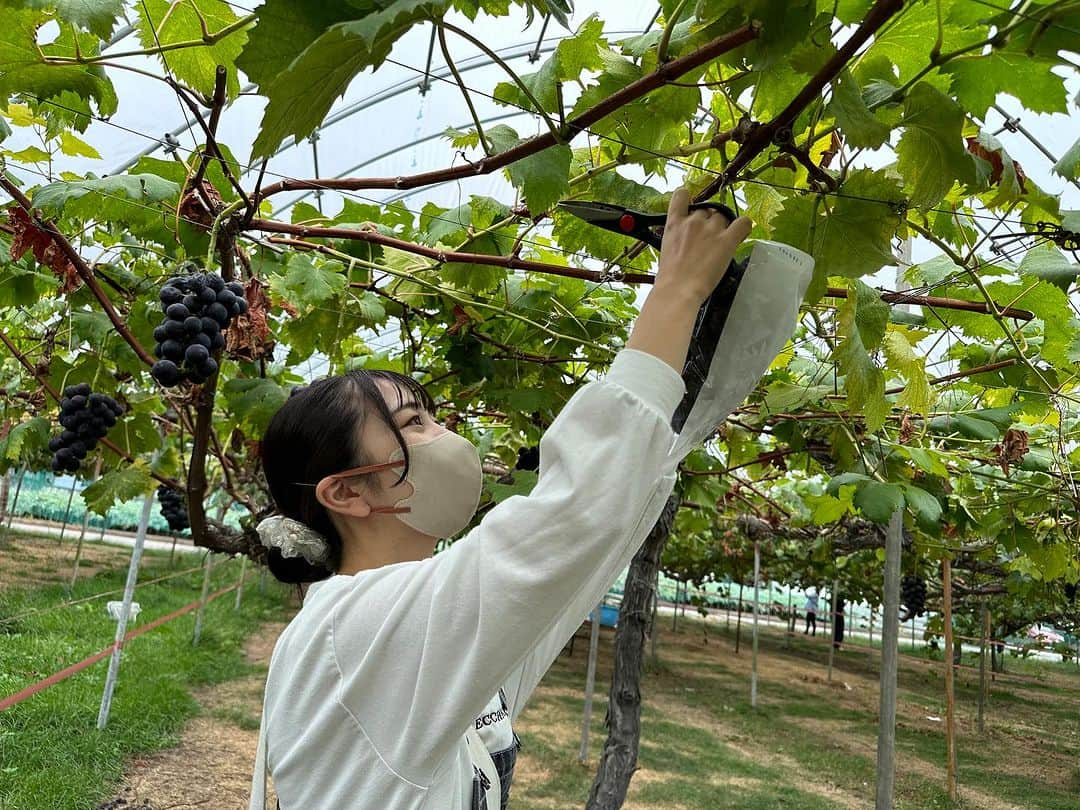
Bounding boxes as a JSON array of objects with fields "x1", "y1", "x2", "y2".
[{"x1": 618, "y1": 213, "x2": 635, "y2": 232}]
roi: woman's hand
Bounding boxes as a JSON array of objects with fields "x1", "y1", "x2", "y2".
[
  {"x1": 626, "y1": 187, "x2": 753, "y2": 374},
  {"x1": 654, "y1": 187, "x2": 753, "y2": 306}
]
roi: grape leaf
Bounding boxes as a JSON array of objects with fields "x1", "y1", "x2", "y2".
[
  {"x1": 235, "y1": 0, "x2": 355, "y2": 91},
  {"x1": 136, "y1": 0, "x2": 248, "y2": 99},
  {"x1": 883, "y1": 330, "x2": 933, "y2": 414},
  {"x1": 250, "y1": 0, "x2": 450, "y2": 159},
  {"x1": 31, "y1": 173, "x2": 180, "y2": 218},
  {"x1": 771, "y1": 169, "x2": 902, "y2": 298},
  {"x1": 869, "y1": 1, "x2": 985, "y2": 81},
  {"x1": 852, "y1": 279, "x2": 889, "y2": 350},
  {"x1": 506, "y1": 144, "x2": 572, "y2": 215},
  {"x1": 854, "y1": 481, "x2": 904, "y2": 523},
  {"x1": 0, "y1": 8, "x2": 117, "y2": 116},
  {"x1": 836, "y1": 284, "x2": 888, "y2": 433},
  {"x1": 268, "y1": 253, "x2": 347, "y2": 311},
  {"x1": 81, "y1": 465, "x2": 157, "y2": 516},
  {"x1": 58, "y1": 130, "x2": 100, "y2": 158},
  {"x1": 0, "y1": 0, "x2": 123, "y2": 38},
  {"x1": 1018, "y1": 244, "x2": 1079, "y2": 291},
  {"x1": 896, "y1": 82, "x2": 976, "y2": 211},
  {"x1": 1054, "y1": 135, "x2": 1080, "y2": 181},
  {"x1": 943, "y1": 52, "x2": 1068, "y2": 119},
  {"x1": 0, "y1": 416, "x2": 49, "y2": 463},
  {"x1": 826, "y1": 68, "x2": 893, "y2": 149},
  {"x1": 221, "y1": 377, "x2": 289, "y2": 435},
  {"x1": 902, "y1": 484, "x2": 942, "y2": 531}
]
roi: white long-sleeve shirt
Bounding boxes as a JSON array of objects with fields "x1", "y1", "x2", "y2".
[
  {"x1": 251, "y1": 244, "x2": 812, "y2": 809},
  {"x1": 256, "y1": 350, "x2": 683, "y2": 809}
]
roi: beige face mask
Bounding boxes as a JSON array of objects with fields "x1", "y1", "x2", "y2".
[{"x1": 328, "y1": 431, "x2": 483, "y2": 539}]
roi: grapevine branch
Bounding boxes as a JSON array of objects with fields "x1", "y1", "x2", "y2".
[
  {"x1": 246, "y1": 218, "x2": 1038, "y2": 321},
  {"x1": 696, "y1": 0, "x2": 905, "y2": 200},
  {"x1": 824, "y1": 286, "x2": 1034, "y2": 321},
  {"x1": 0, "y1": 326, "x2": 181, "y2": 489},
  {"x1": 251, "y1": 21, "x2": 763, "y2": 202},
  {"x1": 0, "y1": 176, "x2": 157, "y2": 367},
  {"x1": 249, "y1": 220, "x2": 655, "y2": 283}
]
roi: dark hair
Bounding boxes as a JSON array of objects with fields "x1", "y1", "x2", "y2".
[{"x1": 260, "y1": 369, "x2": 436, "y2": 584}]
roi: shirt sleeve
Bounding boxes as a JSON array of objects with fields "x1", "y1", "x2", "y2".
[{"x1": 326, "y1": 349, "x2": 684, "y2": 786}]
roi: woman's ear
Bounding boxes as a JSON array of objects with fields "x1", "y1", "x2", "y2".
[{"x1": 315, "y1": 475, "x2": 373, "y2": 519}]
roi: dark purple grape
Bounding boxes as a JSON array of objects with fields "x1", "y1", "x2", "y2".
[
  {"x1": 151, "y1": 359, "x2": 182, "y2": 387},
  {"x1": 60, "y1": 397, "x2": 73, "y2": 411},
  {"x1": 185, "y1": 344, "x2": 209, "y2": 365},
  {"x1": 199, "y1": 357, "x2": 218, "y2": 377},
  {"x1": 70, "y1": 395, "x2": 87, "y2": 409},
  {"x1": 48, "y1": 436, "x2": 64, "y2": 452},
  {"x1": 211, "y1": 332, "x2": 226, "y2": 350},
  {"x1": 161, "y1": 340, "x2": 184, "y2": 362},
  {"x1": 55, "y1": 447, "x2": 73, "y2": 460},
  {"x1": 182, "y1": 293, "x2": 199, "y2": 311},
  {"x1": 216, "y1": 289, "x2": 236, "y2": 307},
  {"x1": 165, "y1": 303, "x2": 189, "y2": 320},
  {"x1": 73, "y1": 383, "x2": 91, "y2": 397},
  {"x1": 207, "y1": 274, "x2": 225, "y2": 292},
  {"x1": 61, "y1": 429, "x2": 77, "y2": 443},
  {"x1": 110, "y1": 400, "x2": 123, "y2": 416},
  {"x1": 163, "y1": 319, "x2": 185, "y2": 340},
  {"x1": 65, "y1": 457, "x2": 80, "y2": 472},
  {"x1": 62, "y1": 385, "x2": 79, "y2": 398},
  {"x1": 207, "y1": 302, "x2": 229, "y2": 324},
  {"x1": 184, "y1": 316, "x2": 202, "y2": 335},
  {"x1": 225, "y1": 281, "x2": 244, "y2": 296},
  {"x1": 191, "y1": 332, "x2": 212, "y2": 350},
  {"x1": 159, "y1": 286, "x2": 183, "y2": 306},
  {"x1": 200, "y1": 316, "x2": 220, "y2": 335},
  {"x1": 199, "y1": 287, "x2": 218, "y2": 305}
]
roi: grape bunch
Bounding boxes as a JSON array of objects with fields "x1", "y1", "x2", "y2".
[
  {"x1": 150, "y1": 270, "x2": 247, "y2": 387},
  {"x1": 515, "y1": 445, "x2": 539, "y2": 472},
  {"x1": 156, "y1": 485, "x2": 190, "y2": 532},
  {"x1": 47, "y1": 384, "x2": 124, "y2": 473},
  {"x1": 901, "y1": 574, "x2": 927, "y2": 618}
]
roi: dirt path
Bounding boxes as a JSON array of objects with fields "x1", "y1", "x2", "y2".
[{"x1": 104, "y1": 622, "x2": 286, "y2": 810}]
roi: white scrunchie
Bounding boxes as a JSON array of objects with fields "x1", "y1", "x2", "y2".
[{"x1": 256, "y1": 515, "x2": 330, "y2": 566}]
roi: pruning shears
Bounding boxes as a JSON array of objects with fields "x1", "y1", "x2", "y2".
[
  {"x1": 557, "y1": 200, "x2": 740, "y2": 250},
  {"x1": 558, "y1": 199, "x2": 749, "y2": 399}
]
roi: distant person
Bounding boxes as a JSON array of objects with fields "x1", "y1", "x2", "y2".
[
  {"x1": 833, "y1": 594, "x2": 846, "y2": 650},
  {"x1": 803, "y1": 589, "x2": 819, "y2": 635}
]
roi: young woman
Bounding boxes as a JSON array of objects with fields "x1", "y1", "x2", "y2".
[{"x1": 249, "y1": 189, "x2": 808, "y2": 809}]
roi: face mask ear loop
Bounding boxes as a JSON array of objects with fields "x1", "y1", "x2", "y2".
[{"x1": 328, "y1": 459, "x2": 413, "y2": 515}]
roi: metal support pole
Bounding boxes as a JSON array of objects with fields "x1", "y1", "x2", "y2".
[
  {"x1": 943, "y1": 559, "x2": 958, "y2": 801},
  {"x1": 735, "y1": 583, "x2": 744, "y2": 653},
  {"x1": 978, "y1": 601, "x2": 989, "y2": 733},
  {"x1": 70, "y1": 456, "x2": 102, "y2": 591},
  {"x1": 1, "y1": 468, "x2": 25, "y2": 542},
  {"x1": 193, "y1": 552, "x2": 214, "y2": 645},
  {"x1": 58, "y1": 478, "x2": 77, "y2": 544},
  {"x1": 875, "y1": 509, "x2": 903, "y2": 810},
  {"x1": 579, "y1": 603, "x2": 602, "y2": 763},
  {"x1": 97, "y1": 491, "x2": 154, "y2": 730},
  {"x1": 234, "y1": 555, "x2": 248, "y2": 610},
  {"x1": 650, "y1": 570, "x2": 660, "y2": 664},
  {"x1": 751, "y1": 540, "x2": 760, "y2": 708},
  {"x1": 827, "y1": 578, "x2": 838, "y2": 682}
]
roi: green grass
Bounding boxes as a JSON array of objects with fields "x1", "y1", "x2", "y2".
[
  {"x1": 511, "y1": 614, "x2": 1080, "y2": 809},
  {"x1": 0, "y1": 537, "x2": 291, "y2": 810}
]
